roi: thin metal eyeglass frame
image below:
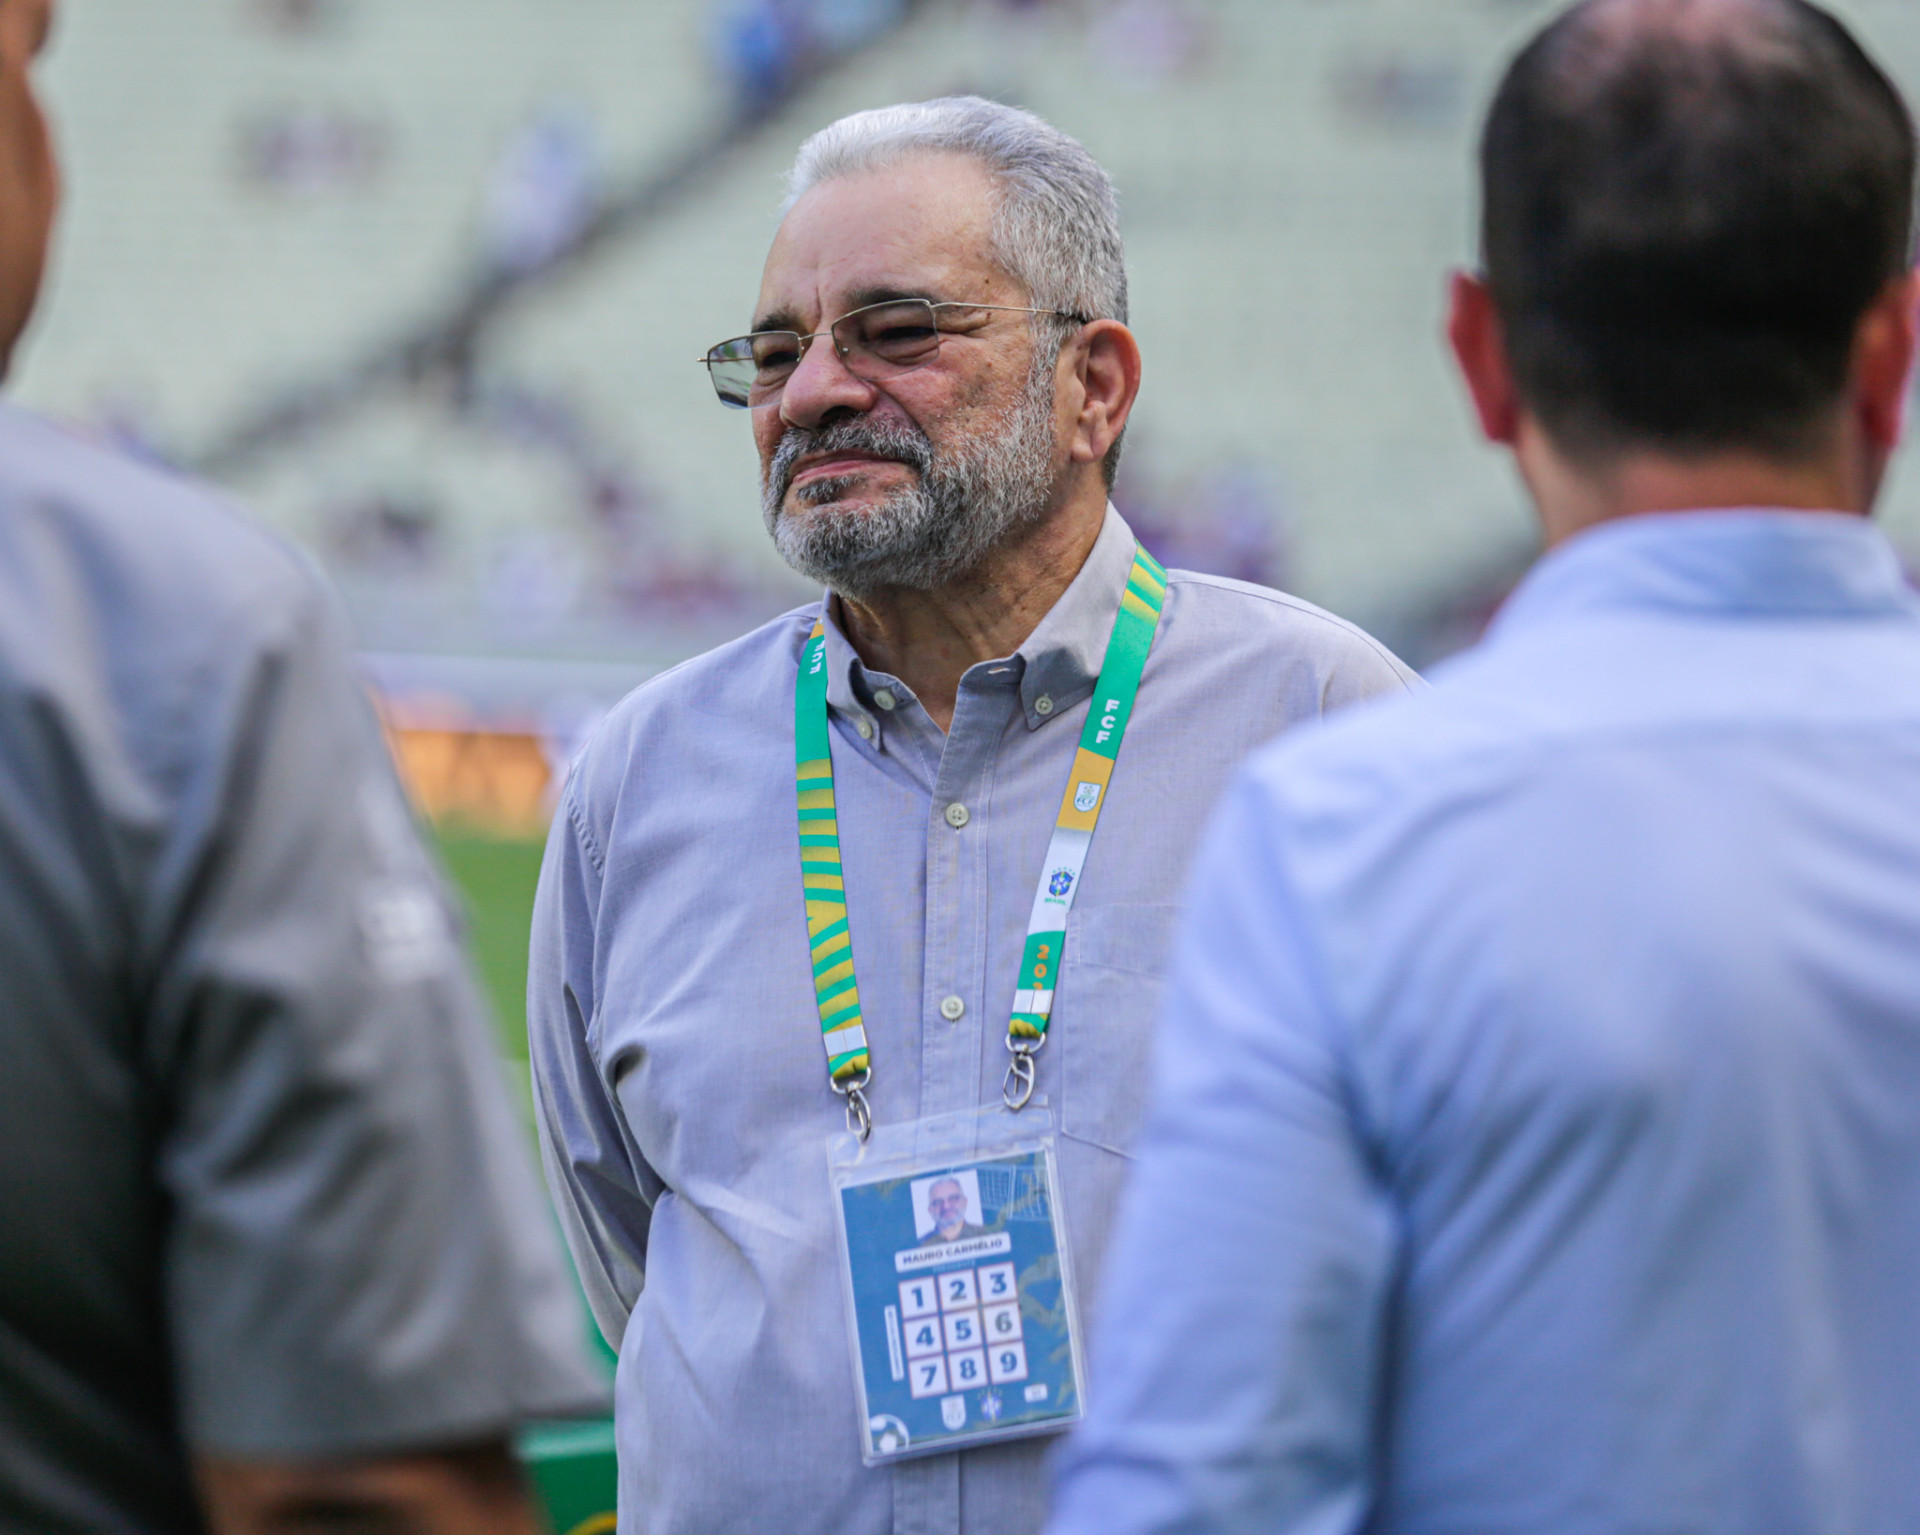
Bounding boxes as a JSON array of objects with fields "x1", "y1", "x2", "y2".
[{"x1": 699, "y1": 299, "x2": 1091, "y2": 409}]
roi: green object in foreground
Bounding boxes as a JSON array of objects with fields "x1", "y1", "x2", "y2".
[{"x1": 522, "y1": 1419, "x2": 618, "y2": 1535}]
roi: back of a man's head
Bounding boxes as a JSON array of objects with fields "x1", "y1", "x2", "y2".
[{"x1": 1482, "y1": 0, "x2": 1916, "y2": 463}]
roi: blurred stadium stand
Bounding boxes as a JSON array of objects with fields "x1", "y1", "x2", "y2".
[{"x1": 19, "y1": 0, "x2": 1920, "y2": 703}]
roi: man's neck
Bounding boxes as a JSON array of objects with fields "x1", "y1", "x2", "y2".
[
  {"x1": 835, "y1": 498, "x2": 1106, "y2": 733},
  {"x1": 1518, "y1": 415, "x2": 1878, "y2": 548}
]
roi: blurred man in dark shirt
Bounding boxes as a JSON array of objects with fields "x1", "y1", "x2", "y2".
[{"x1": 0, "y1": 3, "x2": 606, "y2": 1530}]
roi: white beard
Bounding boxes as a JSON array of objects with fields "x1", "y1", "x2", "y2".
[{"x1": 761, "y1": 362, "x2": 1060, "y2": 600}]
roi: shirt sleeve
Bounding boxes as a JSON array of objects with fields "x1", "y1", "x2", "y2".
[
  {"x1": 1047, "y1": 771, "x2": 1398, "y2": 1535},
  {"x1": 528, "y1": 776, "x2": 659, "y2": 1350},
  {"x1": 146, "y1": 574, "x2": 608, "y2": 1458},
  {"x1": 1323, "y1": 630, "x2": 1425, "y2": 714}
]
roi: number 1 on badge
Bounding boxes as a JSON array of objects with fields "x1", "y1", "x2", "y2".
[{"x1": 899, "y1": 1278, "x2": 938, "y2": 1319}]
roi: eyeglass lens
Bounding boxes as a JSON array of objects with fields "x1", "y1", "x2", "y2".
[{"x1": 706, "y1": 299, "x2": 944, "y2": 409}]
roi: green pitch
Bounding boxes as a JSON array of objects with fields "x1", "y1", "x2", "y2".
[{"x1": 435, "y1": 831, "x2": 546, "y2": 1063}]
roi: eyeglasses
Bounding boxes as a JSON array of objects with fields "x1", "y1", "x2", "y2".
[{"x1": 700, "y1": 298, "x2": 1089, "y2": 410}]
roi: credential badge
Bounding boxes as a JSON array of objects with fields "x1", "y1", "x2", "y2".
[{"x1": 1073, "y1": 781, "x2": 1101, "y2": 814}]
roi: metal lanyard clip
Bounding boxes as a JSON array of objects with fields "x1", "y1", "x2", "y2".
[
  {"x1": 1002, "y1": 1034, "x2": 1047, "y2": 1111},
  {"x1": 833, "y1": 1066, "x2": 874, "y2": 1142}
]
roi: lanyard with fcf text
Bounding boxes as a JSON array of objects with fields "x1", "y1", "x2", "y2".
[{"x1": 794, "y1": 542, "x2": 1168, "y2": 1139}]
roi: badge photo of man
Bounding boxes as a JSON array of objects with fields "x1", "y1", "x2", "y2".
[
  {"x1": 528, "y1": 96, "x2": 1420, "y2": 1535},
  {"x1": 918, "y1": 1176, "x2": 989, "y2": 1248}
]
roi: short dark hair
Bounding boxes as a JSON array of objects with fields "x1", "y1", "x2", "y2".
[{"x1": 1481, "y1": 0, "x2": 1916, "y2": 461}]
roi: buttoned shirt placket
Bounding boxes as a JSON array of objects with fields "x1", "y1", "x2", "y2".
[{"x1": 830, "y1": 653, "x2": 1030, "y2": 1534}]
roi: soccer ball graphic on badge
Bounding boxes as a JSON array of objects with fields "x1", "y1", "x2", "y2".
[{"x1": 868, "y1": 1415, "x2": 910, "y2": 1455}]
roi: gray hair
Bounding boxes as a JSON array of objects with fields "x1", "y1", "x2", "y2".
[{"x1": 783, "y1": 96, "x2": 1128, "y2": 329}]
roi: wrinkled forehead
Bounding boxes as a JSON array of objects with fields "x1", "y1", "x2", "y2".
[
  {"x1": 753, "y1": 153, "x2": 1020, "y2": 333},
  {"x1": 929, "y1": 1178, "x2": 964, "y2": 1201}
]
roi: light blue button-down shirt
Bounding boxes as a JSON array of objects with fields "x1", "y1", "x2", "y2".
[
  {"x1": 1049, "y1": 510, "x2": 1920, "y2": 1535},
  {"x1": 529, "y1": 507, "x2": 1418, "y2": 1535}
]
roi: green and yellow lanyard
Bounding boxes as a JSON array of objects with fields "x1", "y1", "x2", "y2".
[{"x1": 795, "y1": 543, "x2": 1168, "y2": 1139}]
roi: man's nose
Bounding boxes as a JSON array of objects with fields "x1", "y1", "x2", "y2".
[{"x1": 779, "y1": 332, "x2": 879, "y2": 430}]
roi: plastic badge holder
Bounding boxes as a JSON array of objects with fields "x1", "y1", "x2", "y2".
[{"x1": 829, "y1": 1100, "x2": 1085, "y2": 1465}]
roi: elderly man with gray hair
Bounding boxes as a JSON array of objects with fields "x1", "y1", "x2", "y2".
[{"x1": 528, "y1": 96, "x2": 1417, "y2": 1535}]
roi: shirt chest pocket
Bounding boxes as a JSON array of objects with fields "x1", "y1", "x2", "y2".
[{"x1": 1054, "y1": 902, "x2": 1184, "y2": 1156}]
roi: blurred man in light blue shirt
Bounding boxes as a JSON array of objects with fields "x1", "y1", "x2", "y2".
[{"x1": 1049, "y1": 2, "x2": 1920, "y2": 1532}]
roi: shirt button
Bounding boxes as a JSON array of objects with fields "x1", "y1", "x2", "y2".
[
  {"x1": 944, "y1": 802, "x2": 970, "y2": 829},
  {"x1": 856, "y1": 717, "x2": 875, "y2": 741},
  {"x1": 874, "y1": 688, "x2": 896, "y2": 711},
  {"x1": 939, "y1": 995, "x2": 966, "y2": 1021},
  {"x1": 1034, "y1": 695, "x2": 1054, "y2": 716}
]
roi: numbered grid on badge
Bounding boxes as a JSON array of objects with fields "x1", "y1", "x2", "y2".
[{"x1": 901, "y1": 1265, "x2": 1025, "y2": 1398}]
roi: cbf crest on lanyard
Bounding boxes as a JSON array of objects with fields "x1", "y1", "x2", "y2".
[
  {"x1": 1003, "y1": 547, "x2": 1163, "y2": 1107},
  {"x1": 794, "y1": 543, "x2": 1168, "y2": 1463}
]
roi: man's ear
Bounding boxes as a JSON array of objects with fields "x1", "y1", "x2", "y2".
[
  {"x1": 1853, "y1": 267, "x2": 1920, "y2": 454},
  {"x1": 1066, "y1": 319, "x2": 1143, "y2": 471},
  {"x1": 1448, "y1": 270, "x2": 1521, "y2": 446}
]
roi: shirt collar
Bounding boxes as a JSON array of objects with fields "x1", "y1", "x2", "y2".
[
  {"x1": 1488, "y1": 509, "x2": 1919, "y2": 644},
  {"x1": 819, "y1": 503, "x2": 1140, "y2": 734}
]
